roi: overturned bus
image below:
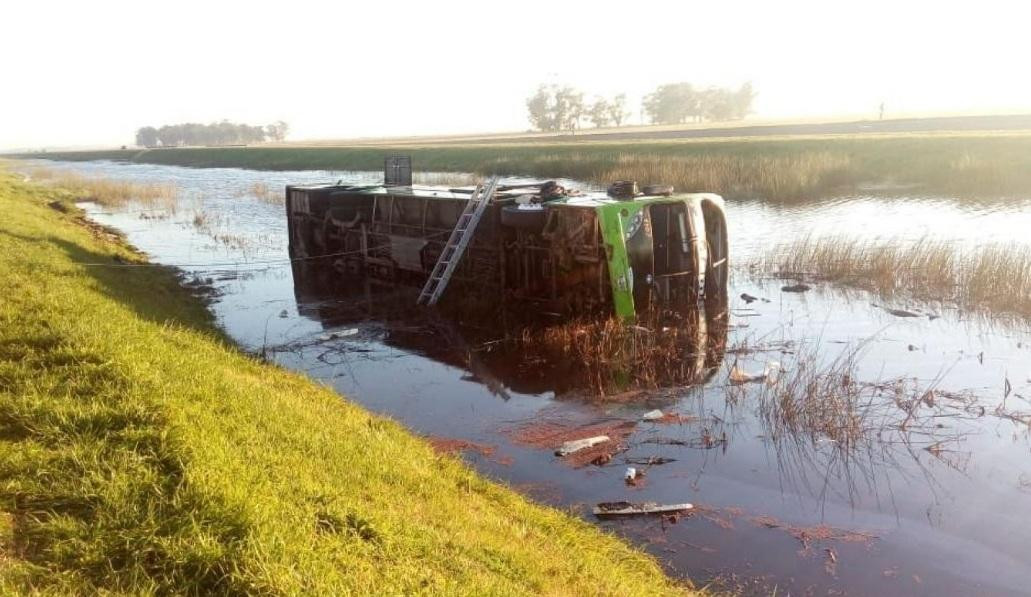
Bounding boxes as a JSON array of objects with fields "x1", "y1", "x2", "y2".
[{"x1": 285, "y1": 159, "x2": 728, "y2": 321}]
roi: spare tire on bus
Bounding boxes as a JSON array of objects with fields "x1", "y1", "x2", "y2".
[{"x1": 501, "y1": 205, "x2": 547, "y2": 232}]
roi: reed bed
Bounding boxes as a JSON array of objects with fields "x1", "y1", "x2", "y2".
[
  {"x1": 485, "y1": 150, "x2": 857, "y2": 200},
  {"x1": 749, "y1": 344, "x2": 873, "y2": 451},
  {"x1": 739, "y1": 340, "x2": 974, "y2": 459},
  {"x1": 248, "y1": 181, "x2": 282, "y2": 204},
  {"x1": 19, "y1": 165, "x2": 178, "y2": 208},
  {"x1": 756, "y1": 236, "x2": 1031, "y2": 320}
]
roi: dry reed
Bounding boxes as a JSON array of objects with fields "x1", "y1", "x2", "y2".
[
  {"x1": 20, "y1": 165, "x2": 178, "y2": 208},
  {"x1": 756, "y1": 235, "x2": 1031, "y2": 320},
  {"x1": 248, "y1": 182, "x2": 282, "y2": 204},
  {"x1": 750, "y1": 343, "x2": 873, "y2": 451},
  {"x1": 742, "y1": 339, "x2": 977, "y2": 458},
  {"x1": 484, "y1": 150, "x2": 857, "y2": 200}
]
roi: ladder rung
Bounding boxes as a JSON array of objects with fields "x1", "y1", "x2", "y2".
[{"x1": 416, "y1": 176, "x2": 499, "y2": 306}]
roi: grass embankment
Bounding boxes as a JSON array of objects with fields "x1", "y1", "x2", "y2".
[
  {"x1": 0, "y1": 172, "x2": 685, "y2": 594},
  {"x1": 756, "y1": 236, "x2": 1031, "y2": 321},
  {"x1": 19, "y1": 133, "x2": 1031, "y2": 200}
]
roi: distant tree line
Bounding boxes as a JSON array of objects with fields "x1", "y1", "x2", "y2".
[
  {"x1": 643, "y1": 83, "x2": 754, "y2": 124},
  {"x1": 526, "y1": 86, "x2": 629, "y2": 133},
  {"x1": 135, "y1": 120, "x2": 289, "y2": 148},
  {"x1": 526, "y1": 82, "x2": 755, "y2": 132}
]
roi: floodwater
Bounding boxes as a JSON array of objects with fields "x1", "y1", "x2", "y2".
[{"x1": 23, "y1": 160, "x2": 1031, "y2": 595}]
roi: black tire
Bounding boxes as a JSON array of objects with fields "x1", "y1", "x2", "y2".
[
  {"x1": 642, "y1": 184, "x2": 674, "y2": 196},
  {"x1": 500, "y1": 205, "x2": 547, "y2": 231}
]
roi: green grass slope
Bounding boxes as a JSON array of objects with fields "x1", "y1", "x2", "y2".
[{"x1": 0, "y1": 172, "x2": 686, "y2": 595}]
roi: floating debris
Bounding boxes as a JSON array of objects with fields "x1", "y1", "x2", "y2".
[
  {"x1": 781, "y1": 283, "x2": 812, "y2": 293},
  {"x1": 824, "y1": 547, "x2": 838, "y2": 576},
  {"x1": 730, "y1": 361, "x2": 781, "y2": 385},
  {"x1": 556, "y1": 436, "x2": 610, "y2": 457},
  {"x1": 502, "y1": 415, "x2": 637, "y2": 467},
  {"x1": 642, "y1": 430, "x2": 728, "y2": 450},
  {"x1": 624, "y1": 467, "x2": 644, "y2": 486},
  {"x1": 641, "y1": 409, "x2": 665, "y2": 421},
  {"x1": 749, "y1": 515, "x2": 877, "y2": 553},
  {"x1": 593, "y1": 501, "x2": 693, "y2": 517},
  {"x1": 318, "y1": 328, "x2": 359, "y2": 341},
  {"x1": 729, "y1": 365, "x2": 765, "y2": 384},
  {"x1": 624, "y1": 456, "x2": 677, "y2": 466},
  {"x1": 875, "y1": 304, "x2": 921, "y2": 318},
  {"x1": 726, "y1": 339, "x2": 796, "y2": 356}
]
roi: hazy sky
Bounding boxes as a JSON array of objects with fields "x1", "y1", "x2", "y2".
[{"x1": 2, "y1": 0, "x2": 1029, "y2": 149}]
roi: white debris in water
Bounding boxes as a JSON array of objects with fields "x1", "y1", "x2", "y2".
[
  {"x1": 555, "y1": 436, "x2": 610, "y2": 456},
  {"x1": 318, "y1": 328, "x2": 359, "y2": 341},
  {"x1": 641, "y1": 409, "x2": 664, "y2": 421},
  {"x1": 729, "y1": 365, "x2": 764, "y2": 384},
  {"x1": 730, "y1": 361, "x2": 783, "y2": 385},
  {"x1": 593, "y1": 502, "x2": 693, "y2": 516}
]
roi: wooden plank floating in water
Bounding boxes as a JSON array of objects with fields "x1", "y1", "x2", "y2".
[{"x1": 593, "y1": 501, "x2": 694, "y2": 517}]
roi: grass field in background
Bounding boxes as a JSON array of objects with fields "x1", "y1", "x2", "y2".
[
  {"x1": 18, "y1": 133, "x2": 1031, "y2": 201},
  {"x1": 0, "y1": 172, "x2": 687, "y2": 595}
]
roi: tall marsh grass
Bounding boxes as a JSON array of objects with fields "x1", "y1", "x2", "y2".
[
  {"x1": 247, "y1": 181, "x2": 281, "y2": 204},
  {"x1": 485, "y1": 150, "x2": 857, "y2": 199},
  {"x1": 21, "y1": 165, "x2": 178, "y2": 208},
  {"x1": 757, "y1": 236, "x2": 1031, "y2": 320}
]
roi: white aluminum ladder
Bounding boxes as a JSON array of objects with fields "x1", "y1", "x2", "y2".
[{"x1": 417, "y1": 176, "x2": 500, "y2": 306}]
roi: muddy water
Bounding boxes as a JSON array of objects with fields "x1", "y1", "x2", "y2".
[{"x1": 27, "y1": 160, "x2": 1031, "y2": 595}]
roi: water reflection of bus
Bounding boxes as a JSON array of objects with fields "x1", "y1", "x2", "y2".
[{"x1": 289, "y1": 257, "x2": 727, "y2": 398}]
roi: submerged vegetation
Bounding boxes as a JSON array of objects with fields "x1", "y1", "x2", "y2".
[
  {"x1": 16, "y1": 133, "x2": 1031, "y2": 200},
  {"x1": 0, "y1": 172, "x2": 686, "y2": 594},
  {"x1": 755, "y1": 236, "x2": 1031, "y2": 321}
]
